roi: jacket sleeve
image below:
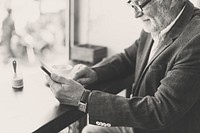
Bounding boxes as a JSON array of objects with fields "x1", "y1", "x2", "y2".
[
  {"x1": 92, "y1": 32, "x2": 143, "y2": 83},
  {"x1": 87, "y1": 34, "x2": 200, "y2": 130}
]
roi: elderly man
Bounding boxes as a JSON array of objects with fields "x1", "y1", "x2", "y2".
[{"x1": 46, "y1": 0, "x2": 200, "y2": 133}]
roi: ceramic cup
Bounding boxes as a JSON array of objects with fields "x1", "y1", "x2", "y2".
[{"x1": 51, "y1": 64, "x2": 73, "y2": 78}]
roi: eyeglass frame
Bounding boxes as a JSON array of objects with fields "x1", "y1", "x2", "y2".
[{"x1": 127, "y1": 0, "x2": 152, "y2": 13}]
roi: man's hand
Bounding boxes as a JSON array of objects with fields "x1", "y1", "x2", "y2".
[
  {"x1": 70, "y1": 64, "x2": 98, "y2": 86},
  {"x1": 46, "y1": 73, "x2": 85, "y2": 106}
]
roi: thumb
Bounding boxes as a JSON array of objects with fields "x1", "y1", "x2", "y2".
[
  {"x1": 77, "y1": 78, "x2": 91, "y2": 85},
  {"x1": 51, "y1": 73, "x2": 69, "y2": 84}
]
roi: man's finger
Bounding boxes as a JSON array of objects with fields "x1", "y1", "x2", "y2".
[
  {"x1": 51, "y1": 73, "x2": 69, "y2": 84},
  {"x1": 46, "y1": 75, "x2": 62, "y2": 92},
  {"x1": 77, "y1": 78, "x2": 91, "y2": 85},
  {"x1": 71, "y1": 64, "x2": 87, "y2": 80}
]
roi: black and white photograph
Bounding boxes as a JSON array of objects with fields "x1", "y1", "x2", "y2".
[{"x1": 0, "y1": 0, "x2": 200, "y2": 133}]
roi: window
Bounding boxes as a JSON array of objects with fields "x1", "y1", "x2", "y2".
[{"x1": 0, "y1": 0, "x2": 72, "y2": 66}]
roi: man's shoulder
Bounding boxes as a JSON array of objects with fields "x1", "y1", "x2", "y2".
[
  {"x1": 185, "y1": 9, "x2": 200, "y2": 33},
  {"x1": 193, "y1": 7, "x2": 200, "y2": 17}
]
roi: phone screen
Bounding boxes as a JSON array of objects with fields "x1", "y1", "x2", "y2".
[
  {"x1": 41, "y1": 65, "x2": 52, "y2": 76},
  {"x1": 39, "y1": 59, "x2": 52, "y2": 76}
]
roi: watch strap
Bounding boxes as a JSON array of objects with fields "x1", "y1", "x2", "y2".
[
  {"x1": 80, "y1": 89, "x2": 91, "y2": 103},
  {"x1": 78, "y1": 89, "x2": 91, "y2": 112}
]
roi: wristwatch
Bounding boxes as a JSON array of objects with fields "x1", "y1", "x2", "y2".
[{"x1": 78, "y1": 89, "x2": 91, "y2": 113}]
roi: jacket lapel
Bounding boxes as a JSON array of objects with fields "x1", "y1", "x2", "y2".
[
  {"x1": 146, "y1": 37, "x2": 173, "y2": 67},
  {"x1": 136, "y1": 34, "x2": 153, "y2": 79},
  {"x1": 133, "y1": 36, "x2": 175, "y2": 95}
]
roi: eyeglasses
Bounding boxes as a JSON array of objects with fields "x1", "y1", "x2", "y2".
[{"x1": 127, "y1": 0, "x2": 152, "y2": 16}]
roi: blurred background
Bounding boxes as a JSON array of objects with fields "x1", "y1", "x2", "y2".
[{"x1": 0, "y1": 0, "x2": 67, "y2": 66}]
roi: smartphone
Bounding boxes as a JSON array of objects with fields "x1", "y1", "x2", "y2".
[
  {"x1": 39, "y1": 60, "x2": 52, "y2": 76},
  {"x1": 41, "y1": 65, "x2": 52, "y2": 76}
]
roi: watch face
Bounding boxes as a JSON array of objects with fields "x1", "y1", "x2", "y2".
[{"x1": 78, "y1": 102, "x2": 87, "y2": 112}]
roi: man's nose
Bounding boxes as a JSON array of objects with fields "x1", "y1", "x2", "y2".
[{"x1": 133, "y1": 10, "x2": 143, "y2": 18}]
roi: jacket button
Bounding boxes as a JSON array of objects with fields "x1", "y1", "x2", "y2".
[
  {"x1": 106, "y1": 123, "x2": 111, "y2": 127},
  {"x1": 101, "y1": 122, "x2": 106, "y2": 127},
  {"x1": 99, "y1": 122, "x2": 103, "y2": 126},
  {"x1": 96, "y1": 121, "x2": 100, "y2": 125}
]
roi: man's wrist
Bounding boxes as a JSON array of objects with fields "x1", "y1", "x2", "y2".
[{"x1": 78, "y1": 89, "x2": 91, "y2": 113}]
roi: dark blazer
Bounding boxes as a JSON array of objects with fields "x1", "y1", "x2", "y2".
[{"x1": 88, "y1": 1, "x2": 200, "y2": 133}]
